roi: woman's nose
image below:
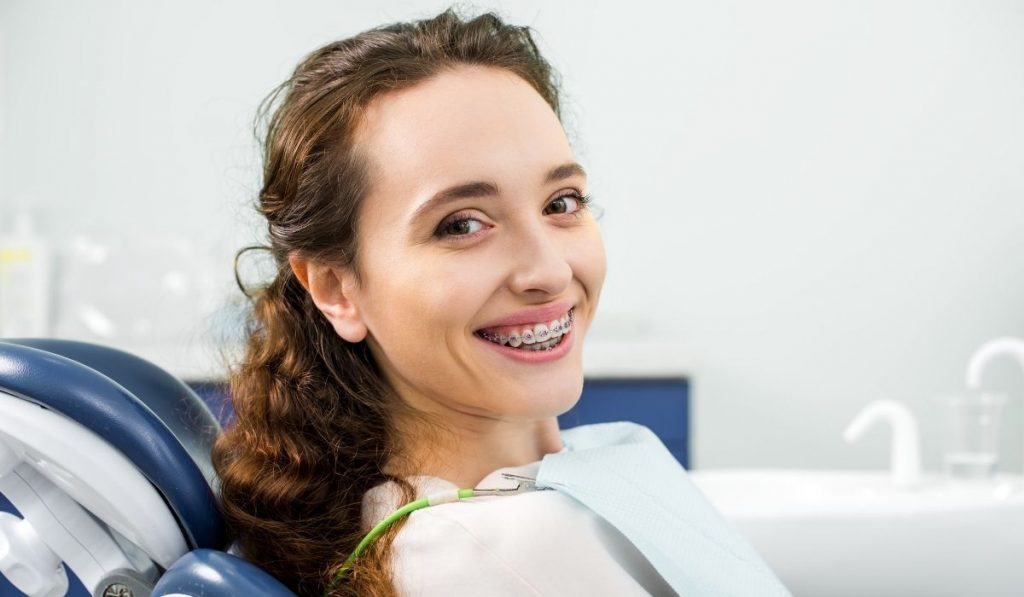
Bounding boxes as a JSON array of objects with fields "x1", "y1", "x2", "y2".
[{"x1": 505, "y1": 226, "x2": 573, "y2": 297}]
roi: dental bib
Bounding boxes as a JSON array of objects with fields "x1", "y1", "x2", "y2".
[{"x1": 536, "y1": 422, "x2": 792, "y2": 597}]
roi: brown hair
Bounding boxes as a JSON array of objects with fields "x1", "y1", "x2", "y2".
[{"x1": 211, "y1": 7, "x2": 563, "y2": 596}]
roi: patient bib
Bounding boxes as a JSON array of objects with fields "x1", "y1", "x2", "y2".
[{"x1": 536, "y1": 422, "x2": 792, "y2": 597}]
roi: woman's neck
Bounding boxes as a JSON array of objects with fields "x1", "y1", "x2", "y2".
[{"x1": 386, "y1": 412, "x2": 564, "y2": 488}]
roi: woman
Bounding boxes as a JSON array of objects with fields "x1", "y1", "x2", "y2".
[{"x1": 213, "y1": 8, "x2": 673, "y2": 596}]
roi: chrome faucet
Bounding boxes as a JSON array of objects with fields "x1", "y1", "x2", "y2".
[{"x1": 843, "y1": 399, "x2": 922, "y2": 488}]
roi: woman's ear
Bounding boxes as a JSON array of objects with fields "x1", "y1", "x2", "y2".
[{"x1": 288, "y1": 254, "x2": 368, "y2": 343}]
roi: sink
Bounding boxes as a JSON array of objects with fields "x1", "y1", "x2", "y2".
[{"x1": 688, "y1": 469, "x2": 1024, "y2": 597}]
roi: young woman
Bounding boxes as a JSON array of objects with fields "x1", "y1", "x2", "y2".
[{"x1": 212, "y1": 8, "x2": 673, "y2": 596}]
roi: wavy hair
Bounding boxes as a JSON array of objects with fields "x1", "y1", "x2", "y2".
[{"x1": 211, "y1": 7, "x2": 563, "y2": 596}]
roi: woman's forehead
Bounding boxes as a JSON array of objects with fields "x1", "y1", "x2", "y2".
[{"x1": 354, "y1": 66, "x2": 574, "y2": 207}]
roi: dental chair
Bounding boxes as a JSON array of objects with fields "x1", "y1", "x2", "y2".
[{"x1": 0, "y1": 339, "x2": 295, "y2": 597}]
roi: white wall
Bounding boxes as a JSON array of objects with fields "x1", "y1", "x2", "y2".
[{"x1": 2, "y1": 0, "x2": 1022, "y2": 472}]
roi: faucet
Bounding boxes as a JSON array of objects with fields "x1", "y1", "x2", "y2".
[
  {"x1": 966, "y1": 336, "x2": 1024, "y2": 471},
  {"x1": 966, "y1": 337, "x2": 1024, "y2": 389},
  {"x1": 843, "y1": 399, "x2": 922, "y2": 488}
]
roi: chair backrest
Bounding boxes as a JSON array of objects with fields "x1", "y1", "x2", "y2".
[
  {"x1": 0, "y1": 339, "x2": 297, "y2": 596},
  {"x1": 0, "y1": 339, "x2": 225, "y2": 551},
  {"x1": 0, "y1": 339, "x2": 247, "y2": 596}
]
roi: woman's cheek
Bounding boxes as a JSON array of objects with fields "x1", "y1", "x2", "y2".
[{"x1": 576, "y1": 224, "x2": 607, "y2": 294}]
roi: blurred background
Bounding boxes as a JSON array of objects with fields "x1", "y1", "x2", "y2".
[{"x1": 1, "y1": 0, "x2": 1022, "y2": 472}]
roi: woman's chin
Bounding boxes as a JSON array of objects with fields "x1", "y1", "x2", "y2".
[{"x1": 486, "y1": 369, "x2": 584, "y2": 418}]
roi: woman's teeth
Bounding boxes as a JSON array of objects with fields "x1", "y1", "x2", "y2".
[{"x1": 477, "y1": 309, "x2": 574, "y2": 350}]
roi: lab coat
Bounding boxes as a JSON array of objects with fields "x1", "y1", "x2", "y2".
[{"x1": 362, "y1": 450, "x2": 678, "y2": 596}]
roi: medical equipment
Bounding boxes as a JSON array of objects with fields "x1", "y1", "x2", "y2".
[
  {"x1": 0, "y1": 339, "x2": 294, "y2": 596},
  {"x1": 327, "y1": 472, "x2": 550, "y2": 593}
]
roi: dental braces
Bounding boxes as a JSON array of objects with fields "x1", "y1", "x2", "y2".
[{"x1": 478, "y1": 310, "x2": 575, "y2": 349}]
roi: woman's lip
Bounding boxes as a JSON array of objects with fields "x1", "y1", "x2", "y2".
[{"x1": 474, "y1": 326, "x2": 575, "y2": 363}]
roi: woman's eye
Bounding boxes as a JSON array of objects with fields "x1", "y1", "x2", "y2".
[
  {"x1": 544, "y1": 192, "x2": 590, "y2": 216},
  {"x1": 436, "y1": 214, "x2": 485, "y2": 239}
]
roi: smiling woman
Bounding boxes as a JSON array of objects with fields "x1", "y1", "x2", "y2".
[{"x1": 211, "y1": 7, "x2": 621, "y2": 597}]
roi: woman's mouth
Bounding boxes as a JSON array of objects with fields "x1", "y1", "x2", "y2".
[
  {"x1": 474, "y1": 307, "x2": 574, "y2": 351},
  {"x1": 471, "y1": 307, "x2": 576, "y2": 364}
]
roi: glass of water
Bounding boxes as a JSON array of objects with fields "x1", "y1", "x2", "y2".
[{"x1": 942, "y1": 392, "x2": 1007, "y2": 479}]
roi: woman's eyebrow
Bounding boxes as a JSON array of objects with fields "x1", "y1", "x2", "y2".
[{"x1": 409, "y1": 161, "x2": 587, "y2": 224}]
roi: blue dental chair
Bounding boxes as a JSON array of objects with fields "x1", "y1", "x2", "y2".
[{"x1": 0, "y1": 339, "x2": 296, "y2": 596}]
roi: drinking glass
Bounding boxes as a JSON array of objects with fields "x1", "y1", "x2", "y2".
[{"x1": 941, "y1": 392, "x2": 1007, "y2": 479}]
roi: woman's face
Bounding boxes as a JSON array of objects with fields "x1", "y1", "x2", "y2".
[{"x1": 342, "y1": 66, "x2": 605, "y2": 422}]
